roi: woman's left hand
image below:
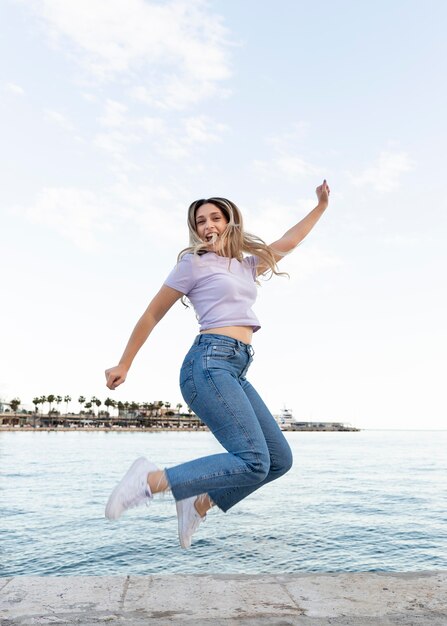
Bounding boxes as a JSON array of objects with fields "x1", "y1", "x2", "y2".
[{"x1": 316, "y1": 179, "x2": 330, "y2": 207}]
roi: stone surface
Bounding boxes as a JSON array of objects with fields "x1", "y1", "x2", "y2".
[
  {"x1": 0, "y1": 576, "x2": 124, "y2": 623},
  {"x1": 125, "y1": 574, "x2": 301, "y2": 621},
  {"x1": 0, "y1": 572, "x2": 446, "y2": 625},
  {"x1": 278, "y1": 571, "x2": 447, "y2": 618}
]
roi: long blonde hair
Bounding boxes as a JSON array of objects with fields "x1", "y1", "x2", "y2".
[{"x1": 178, "y1": 197, "x2": 285, "y2": 279}]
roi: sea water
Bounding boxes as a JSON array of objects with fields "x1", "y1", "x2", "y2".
[{"x1": 1, "y1": 430, "x2": 446, "y2": 576}]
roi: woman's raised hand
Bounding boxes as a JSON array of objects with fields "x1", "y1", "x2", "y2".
[
  {"x1": 316, "y1": 179, "x2": 330, "y2": 206},
  {"x1": 105, "y1": 364, "x2": 128, "y2": 390}
]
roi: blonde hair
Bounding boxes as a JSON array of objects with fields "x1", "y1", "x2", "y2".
[{"x1": 178, "y1": 197, "x2": 286, "y2": 279}]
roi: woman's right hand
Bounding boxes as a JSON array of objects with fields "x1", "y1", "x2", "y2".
[
  {"x1": 105, "y1": 365, "x2": 128, "y2": 390},
  {"x1": 315, "y1": 179, "x2": 330, "y2": 207}
]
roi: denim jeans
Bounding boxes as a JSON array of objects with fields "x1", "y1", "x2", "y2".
[{"x1": 164, "y1": 334, "x2": 293, "y2": 512}]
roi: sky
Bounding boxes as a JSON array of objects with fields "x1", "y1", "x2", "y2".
[{"x1": 1, "y1": 0, "x2": 446, "y2": 429}]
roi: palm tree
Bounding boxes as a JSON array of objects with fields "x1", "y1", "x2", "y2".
[
  {"x1": 39, "y1": 396, "x2": 46, "y2": 415},
  {"x1": 141, "y1": 403, "x2": 151, "y2": 426},
  {"x1": 47, "y1": 394, "x2": 55, "y2": 415},
  {"x1": 176, "y1": 403, "x2": 183, "y2": 414},
  {"x1": 104, "y1": 397, "x2": 115, "y2": 417},
  {"x1": 78, "y1": 396, "x2": 86, "y2": 414},
  {"x1": 10, "y1": 398, "x2": 21, "y2": 416},
  {"x1": 148, "y1": 402, "x2": 155, "y2": 416},
  {"x1": 46, "y1": 395, "x2": 56, "y2": 426},
  {"x1": 32, "y1": 397, "x2": 40, "y2": 427},
  {"x1": 90, "y1": 396, "x2": 102, "y2": 417},
  {"x1": 56, "y1": 396, "x2": 62, "y2": 415},
  {"x1": 64, "y1": 395, "x2": 71, "y2": 415}
]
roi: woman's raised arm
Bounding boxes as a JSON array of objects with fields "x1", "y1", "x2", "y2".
[
  {"x1": 105, "y1": 285, "x2": 183, "y2": 390},
  {"x1": 266, "y1": 179, "x2": 330, "y2": 267}
]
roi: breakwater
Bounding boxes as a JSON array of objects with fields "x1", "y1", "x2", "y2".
[{"x1": 1, "y1": 573, "x2": 446, "y2": 624}]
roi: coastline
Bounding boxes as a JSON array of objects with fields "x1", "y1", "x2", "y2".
[
  {"x1": 0, "y1": 426, "x2": 207, "y2": 432},
  {"x1": 0, "y1": 425, "x2": 363, "y2": 433},
  {"x1": 0, "y1": 417, "x2": 361, "y2": 433}
]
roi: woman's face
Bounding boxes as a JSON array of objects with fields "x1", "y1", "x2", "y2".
[{"x1": 195, "y1": 203, "x2": 228, "y2": 249}]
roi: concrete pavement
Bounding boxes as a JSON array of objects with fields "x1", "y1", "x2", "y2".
[{"x1": 1, "y1": 572, "x2": 446, "y2": 625}]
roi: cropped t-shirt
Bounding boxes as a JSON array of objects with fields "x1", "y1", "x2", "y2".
[{"x1": 164, "y1": 252, "x2": 261, "y2": 332}]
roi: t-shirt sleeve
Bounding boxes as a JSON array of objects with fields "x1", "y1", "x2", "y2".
[
  {"x1": 163, "y1": 254, "x2": 196, "y2": 295},
  {"x1": 244, "y1": 255, "x2": 259, "y2": 280}
]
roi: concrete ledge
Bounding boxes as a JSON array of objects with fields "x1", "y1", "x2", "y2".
[{"x1": 1, "y1": 572, "x2": 446, "y2": 625}]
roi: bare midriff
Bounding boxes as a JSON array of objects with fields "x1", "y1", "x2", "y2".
[{"x1": 200, "y1": 326, "x2": 253, "y2": 345}]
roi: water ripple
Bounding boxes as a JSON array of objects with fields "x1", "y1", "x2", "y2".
[{"x1": 1, "y1": 429, "x2": 446, "y2": 576}]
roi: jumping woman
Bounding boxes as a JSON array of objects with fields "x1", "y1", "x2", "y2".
[{"x1": 105, "y1": 180, "x2": 330, "y2": 548}]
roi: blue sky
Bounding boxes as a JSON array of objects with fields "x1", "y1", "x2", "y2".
[{"x1": 1, "y1": 0, "x2": 446, "y2": 429}]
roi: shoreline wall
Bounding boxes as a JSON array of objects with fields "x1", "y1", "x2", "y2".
[{"x1": 1, "y1": 572, "x2": 446, "y2": 624}]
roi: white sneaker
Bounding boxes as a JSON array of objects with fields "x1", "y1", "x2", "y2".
[
  {"x1": 176, "y1": 496, "x2": 206, "y2": 549},
  {"x1": 105, "y1": 457, "x2": 158, "y2": 521}
]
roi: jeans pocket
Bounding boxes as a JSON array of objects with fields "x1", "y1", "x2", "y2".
[
  {"x1": 208, "y1": 344, "x2": 237, "y2": 360},
  {"x1": 179, "y1": 359, "x2": 197, "y2": 406}
]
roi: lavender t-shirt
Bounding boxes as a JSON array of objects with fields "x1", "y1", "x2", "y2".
[{"x1": 164, "y1": 252, "x2": 261, "y2": 332}]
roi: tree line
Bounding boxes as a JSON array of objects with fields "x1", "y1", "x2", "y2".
[{"x1": 3, "y1": 396, "x2": 187, "y2": 416}]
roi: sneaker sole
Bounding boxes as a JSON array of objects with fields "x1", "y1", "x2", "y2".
[
  {"x1": 176, "y1": 498, "x2": 191, "y2": 549},
  {"x1": 176, "y1": 496, "x2": 203, "y2": 549}
]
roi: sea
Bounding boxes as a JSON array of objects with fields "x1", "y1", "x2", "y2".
[{"x1": 1, "y1": 429, "x2": 446, "y2": 576}]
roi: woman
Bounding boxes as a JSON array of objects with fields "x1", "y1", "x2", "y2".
[{"x1": 105, "y1": 180, "x2": 330, "y2": 548}]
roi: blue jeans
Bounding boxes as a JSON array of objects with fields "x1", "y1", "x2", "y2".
[{"x1": 164, "y1": 334, "x2": 293, "y2": 512}]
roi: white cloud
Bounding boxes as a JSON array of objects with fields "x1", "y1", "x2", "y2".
[
  {"x1": 131, "y1": 77, "x2": 231, "y2": 111},
  {"x1": 98, "y1": 100, "x2": 128, "y2": 128},
  {"x1": 94, "y1": 100, "x2": 227, "y2": 170},
  {"x1": 20, "y1": 187, "x2": 114, "y2": 250},
  {"x1": 93, "y1": 130, "x2": 142, "y2": 175},
  {"x1": 348, "y1": 151, "x2": 414, "y2": 192},
  {"x1": 254, "y1": 154, "x2": 323, "y2": 181},
  {"x1": 27, "y1": 0, "x2": 232, "y2": 109},
  {"x1": 276, "y1": 155, "x2": 323, "y2": 178},
  {"x1": 4, "y1": 82, "x2": 25, "y2": 95},
  {"x1": 14, "y1": 181, "x2": 189, "y2": 250},
  {"x1": 381, "y1": 233, "x2": 422, "y2": 246},
  {"x1": 44, "y1": 109, "x2": 76, "y2": 133},
  {"x1": 122, "y1": 183, "x2": 189, "y2": 249},
  {"x1": 139, "y1": 117, "x2": 166, "y2": 135},
  {"x1": 253, "y1": 124, "x2": 325, "y2": 182},
  {"x1": 286, "y1": 244, "x2": 344, "y2": 279},
  {"x1": 266, "y1": 122, "x2": 311, "y2": 149},
  {"x1": 183, "y1": 116, "x2": 228, "y2": 144},
  {"x1": 81, "y1": 92, "x2": 98, "y2": 103}
]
